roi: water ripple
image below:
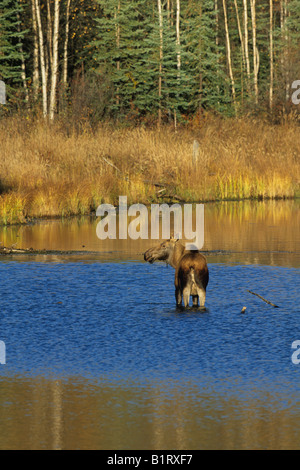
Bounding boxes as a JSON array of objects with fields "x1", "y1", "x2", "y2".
[{"x1": 0, "y1": 261, "x2": 299, "y2": 403}]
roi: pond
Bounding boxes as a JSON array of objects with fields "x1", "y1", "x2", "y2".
[{"x1": 0, "y1": 200, "x2": 299, "y2": 450}]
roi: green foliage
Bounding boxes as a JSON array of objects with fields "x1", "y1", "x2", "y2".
[
  {"x1": 182, "y1": 0, "x2": 229, "y2": 113},
  {"x1": 0, "y1": 0, "x2": 25, "y2": 83},
  {"x1": 92, "y1": 0, "x2": 234, "y2": 120},
  {"x1": 1, "y1": 0, "x2": 300, "y2": 121},
  {"x1": 93, "y1": 0, "x2": 154, "y2": 119}
]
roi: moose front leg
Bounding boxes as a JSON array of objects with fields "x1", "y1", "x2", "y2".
[
  {"x1": 192, "y1": 295, "x2": 199, "y2": 307},
  {"x1": 175, "y1": 287, "x2": 182, "y2": 307},
  {"x1": 175, "y1": 269, "x2": 182, "y2": 307}
]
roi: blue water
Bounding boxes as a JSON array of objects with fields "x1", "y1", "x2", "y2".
[{"x1": 0, "y1": 260, "x2": 299, "y2": 405}]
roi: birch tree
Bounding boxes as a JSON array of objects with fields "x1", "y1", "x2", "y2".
[
  {"x1": 63, "y1": 0, "x2": 72, "y2": 86},
  {"x1": 31, "y1": 0, "x2": 39, "y2": 101},
  {"x1": 157, "y1": 0, "x2": 163, "y2": 127},
  {"x1": 269, "y1": 0, "x2": 274, "y2": 110},
  {"x1": 283, "y1": 0, "x2": 289, "y2": 102},
  {"x1": 34, "y1": 0, "x2": 47, "y2": 117},
  {"x1": 233, "y1": 0, "x2": 246, "y2": 77},
  {"x1": 49, "y1": 0, "x2": 60, "y2": 120},
  {"x1": 222, "y1": 0, "x2": 237, "y2": 111},
  {"x1": 46, "y1": 0, "x2": 53, "y2": 72},
  {"x1": 115, "y1": 0, "x2": 121, "y2": 109},
  {"x1": 250, "y1": 0, "x2": 259, "y2": 104},
  {"x1": 174, "y1": 0, "x2": 181, "y2": 129},
  {"x1": 243, "y1": 0, "x2": 251, "y2": 91},
  {"x1": 176, "y1": 0, "x2": 181, "y2": 74}
]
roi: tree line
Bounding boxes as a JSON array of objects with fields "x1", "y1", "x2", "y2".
[{"x1": 0, "y1": 0, "x2": 299, "y2": 124}]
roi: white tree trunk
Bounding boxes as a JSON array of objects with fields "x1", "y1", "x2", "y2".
[
  {"x1": 250, "y1": 0, "x2": 259, "y2": 104},
  {"x1": 49, "y1": 0, "x2": 60, "y2": 120},
  {"x1": 174, "y1": 0, "x2": 181, "y2": 131},
  {"x1": 35, "y1": 0, "x2": 48, "y2": 117},
  {"x1": 47, "y1": 0, "x2": 53, "y2": 69},
  {"x1": 284, "y1": 0, "x2": 289, "y2": 102},
  {"x1": 222, "y1": 0, "x2": 237, "y2": 111},
  {"x1": 31, "y1": 0, "x2": 39, "y2": 101},
  {"x1": 63, "y1": 0, "x2": 72, "y2": 85},
  {"x1": 243, "y1": 0, "x2": 251, "y2": 91},
  {"x1": 115, "y1": 1, "x2": 121, "y2": 108},
  {"x1": 157, "y1": 0, "x2": 163, "y2": 127},
  {"x1": 234, "y1": 0, "x2": 245, "y2": 72},
  {"x1": 176, "y1": 0, "x2": 181, "y2": 73},
  {"x1": 215, "y1": 0, "x2": 220, "y2": 106},
  {"x1": 269, "y1": 0, "x2": 274, "y2": 110}
]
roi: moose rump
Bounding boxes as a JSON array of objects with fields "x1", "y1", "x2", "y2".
[{"x1": 175, "y1": 252, "x2": 209, "y2": 308}]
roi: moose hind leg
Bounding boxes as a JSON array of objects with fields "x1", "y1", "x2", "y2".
[
  {"x1": 197, "y1": 286, "x2": 206, "y2": 308},
  {"x1": 183, "y1": 286, "x2": 191, "y2": 308}
]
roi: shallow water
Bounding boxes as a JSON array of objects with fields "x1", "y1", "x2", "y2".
[{"x1": 0, "y1": 200, "x2": 299, "y2": 450}]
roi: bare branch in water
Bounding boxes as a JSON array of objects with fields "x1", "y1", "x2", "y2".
[{"x1": 247, "y1": 290, "x2": 279, "y2": 308}]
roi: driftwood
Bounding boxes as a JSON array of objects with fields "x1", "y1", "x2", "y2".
[
  {"x1": 247, "y1": 290, "x2": 279, "y2": 308},
  {"x1": 0, "y1": 245, "x2": 86, "y2": 256},
  {"x1": 0, "y1": 244, "x2": 34, "y2": 255}
]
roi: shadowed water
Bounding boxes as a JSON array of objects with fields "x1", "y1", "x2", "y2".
[{"x1": 0, "y1": 200, "x2": 299, "y2": 449}]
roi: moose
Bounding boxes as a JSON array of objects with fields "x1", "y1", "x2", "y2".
[{"x1": 144, "y1": 238, "x2": 209, "y2": 308}]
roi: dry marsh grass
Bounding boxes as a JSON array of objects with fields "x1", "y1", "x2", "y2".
[{"x1": 0, "y1": 116, "x2": 299, "y2": 224}]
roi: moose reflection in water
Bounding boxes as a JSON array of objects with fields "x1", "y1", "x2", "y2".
[{"x1": 144, "y1": 239, "x2": 209, "y2": 309}]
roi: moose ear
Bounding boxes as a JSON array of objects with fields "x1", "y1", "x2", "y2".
[
  {"x1": 172, "y1": 232, "x2": 181, "y2": 243},
  {"x1": 170, "y1": 237, "x2": 179, "y2": 243}
]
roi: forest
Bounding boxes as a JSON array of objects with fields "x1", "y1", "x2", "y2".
[
  {"x1": 0, "y1": 0, "x2": 299, "y2": 223},
  {"x1": 1, "y1": 0, "x2": 300, "y2": 120}
]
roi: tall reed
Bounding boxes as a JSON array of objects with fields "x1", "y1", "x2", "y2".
[{"x1": 0, "y1": 116, "x2": 298, "y2": 224}]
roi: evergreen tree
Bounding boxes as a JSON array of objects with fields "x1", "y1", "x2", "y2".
[
  {"x1": 93, "y1": 0, "x2": 154, "y2": 119},
  {"x1": 156, "y1": 2, "x2": 194, "y2": 121},
  {"x1": 183, "y1": 0, "x2": 229, "y2": 114},
  {"x1": 0, "y1": 0, "x2": 26, "y2": 84},
  {"x1": 286, "y1": 0, "x2": 300, "y2": 93},
  {"x1": 88, "y1": 0, "x2": 300, "y2": 121}
]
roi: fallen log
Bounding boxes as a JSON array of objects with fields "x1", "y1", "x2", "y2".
[{"x1": 0, "y1": 245, "x2": 34, "y2": 254}]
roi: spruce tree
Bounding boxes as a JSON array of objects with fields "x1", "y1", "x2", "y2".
[
  {"x1": 183, "y1": 0, "x2": 229, "y2": 114},
  {"x1": 0, "y1": 0, "x2": 25, "y2": 84},
  {"x1": 94, "y1": 0, "x2": 154, "y2": 119}
]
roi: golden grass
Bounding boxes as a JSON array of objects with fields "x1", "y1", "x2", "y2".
[{"x1": 0, "y1": 115, "x2": 299, "y2": 224}]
